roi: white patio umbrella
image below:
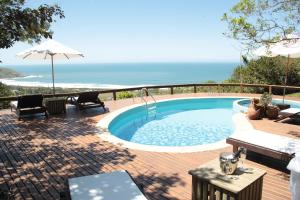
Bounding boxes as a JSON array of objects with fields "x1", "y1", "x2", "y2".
[
  {"x1": 17, "y1": 39, "x2": 84, "y2": 95},
  {"x1": 254, "y1": 34, "x2": 300, "y2": 104}
]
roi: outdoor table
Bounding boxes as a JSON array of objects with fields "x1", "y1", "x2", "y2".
[
  {"x1": 67, "y1": 171, "x2": 148, "y2": 200},
  {"x1": 189, "y1": 159, "x2": 266, "y2": 200},
  {"x1": 44, "y1": 97, "x2": 66, "y2": 115}
]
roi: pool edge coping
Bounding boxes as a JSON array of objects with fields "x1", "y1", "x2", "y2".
[{"x1": 95, "y1": 96, "x2": 298, "y2": 153}]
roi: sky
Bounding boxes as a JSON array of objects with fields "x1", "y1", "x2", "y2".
[{"x1": 0, "y1": 0, "x2": 242, "y2": 65}]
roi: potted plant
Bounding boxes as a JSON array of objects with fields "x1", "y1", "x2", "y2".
[
  {"x1": 258, "y1": 92, "x2": 272, "y2": 117},
  {"x1": 247, "y1": 98, "x2": 261, "y2": 120},
  {"x1": 266, "y1": 105, "x2": 280, "y2": 119},
  {"x1": 257, "y1": 92, "x2": 280, "y2": 119}
]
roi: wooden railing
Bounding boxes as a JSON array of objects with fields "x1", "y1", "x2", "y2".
[{"x1": 0, "y1": 83, "x2": 300, "y2": 102}]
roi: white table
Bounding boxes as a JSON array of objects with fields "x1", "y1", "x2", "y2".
[{"x1": 68, "y1": 171, "x2": 148, "y2": 200}]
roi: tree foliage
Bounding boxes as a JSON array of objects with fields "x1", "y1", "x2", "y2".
[
  {"x1": 0, "y1": 82, "x2": 13, "y2": 97},
  {"x1": 0, "y1": 0, "x2": 64, "y2": 49},
  {"x1": 228, "y1": 57, "x2": 300, "y2": 93},
  {"x1": 222, "y1": 0, "x2": 300, "y2": 51}
]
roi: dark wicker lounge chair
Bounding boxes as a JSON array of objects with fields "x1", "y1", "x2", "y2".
[
  {"x1": 10, "y1": 94, "x2": 48, "y2": 120},
  {"x1": 275, "y1": 108, "x2": 300, "y2": 122},
  {"x1": 68, "y1": 91, "x2": 106, "y2": 110}
]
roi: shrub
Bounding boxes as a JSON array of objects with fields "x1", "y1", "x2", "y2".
[
  {"x1": 259, "y1": 92, "x2": 272, "y2": 108},
  {"x1": 117, "y1": 91, "x2": 134, "y2": 99}
]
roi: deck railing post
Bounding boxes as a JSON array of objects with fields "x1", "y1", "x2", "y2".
[
  {"x1": 170, "y1": 87, "x2": 174, "y2": 95},
  {"x1": 113, "y1": 92, "x2": 117, "y2": 101},
  {"x1": 269, "y1": 86, "x2": 272, "y2": 94},
  {"x1": 240, "y1": 84, "x2": 243, "y2": 93}
]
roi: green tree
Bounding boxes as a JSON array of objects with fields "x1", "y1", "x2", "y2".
[
  {"x1": 0, "y1": 0, "x2": 64, "y2": 50},
  {"x1": 228, "y1": 57, "x2": 300, "y2": 93},
  {"x1": 0, "y1": 82, "x2": 12, "y2": 97},
  {"x1": 0, "y1": 83, "x2": 13, "y2": 108},
  {"x1": 222, "y1": 0, "x2": 300, "y2": 50}
]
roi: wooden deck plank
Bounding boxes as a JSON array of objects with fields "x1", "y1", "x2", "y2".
[
  {"x1": 0, "y1": 93, "x2": 298, "y2": 200},
  {"x1": 1, "y1": 117, "x2": 58, "y2": 199},
  {"x1": 3, "y1": 118, "x2": 63, "y2": 197}
]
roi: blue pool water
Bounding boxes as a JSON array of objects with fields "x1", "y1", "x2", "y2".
[{"x1": 109, "y1": 98, "x2": 243, "y2": 147}]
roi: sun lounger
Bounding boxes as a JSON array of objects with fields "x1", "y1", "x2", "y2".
[
  {"x1": 68, "y1": 91, "x2": 106, "y2": 110},
  {"x1": 227, "y1": 130, "x2": 300, "y2": 162},
  {"x1": 275, "y1": 108, "x2": 300, "y2": 122},
  {"x1": 10, "y1": 94, "x2": 48, "y2": 120},
  {"x1": 66, "y1": 170, "x2": 148, "y2": 200}
]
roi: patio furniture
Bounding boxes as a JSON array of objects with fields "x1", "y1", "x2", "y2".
[
  {"x1": 67, "y1": 170, "x2": 148, "y2": 200},
  {"x1": 276, "y1": 103, "x2": 291, "y2": 111},
  {"x1": 44, "y1": 97, "x2": 66, "y2": 115},
  {"x1": 68, "y1": 91, "x2": 106, "y2": 110},
  {"x1": 287, "y1": 152, "x2": 300, "y2": 200},
  {"x1": 17, "y1": 39, "x2": 84, "y2": 95},
  {"x1": 10, "y1": 94, "x2": 48, "y2": 120},
  {"x1": 189, "y1": 158, "x2": 266, "y2": 200},
  {"x1": 275, "y1": 108, "x2": 300, "y2": 122},
  {"x1": 226, "y1": 130, "x2": 300, "y2": 163}
]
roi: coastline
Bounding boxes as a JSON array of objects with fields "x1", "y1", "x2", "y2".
[
  {"x1": 0, "y1": 77, "x2": 153, "y2": 90},
  {"x1": 0, "y1": 67, "x2": 24, "y2": 79},
  {"x1": 0, "y1": 62, "x2": 237, "y2": 89}
]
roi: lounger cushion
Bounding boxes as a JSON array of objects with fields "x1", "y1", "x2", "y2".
[
  {"x1": 69, "y1": 171, "x2": 147, "y2": 200},
  {"x1": 279, "y1": 108, "x2": 300, "y2": 116},
  {"x1": 68, "y1": 92, "x2": 105, "y2": 110},
  {"x1": 230, "y1": 130, "x2": 300, "y2": 155},
  {"x1": 77, "y1": 91, "x2": 100, "y2": 103},
  {"x1": 10, "y1": 101, "x2": 18, "y2": 110},
  {"x1": 17, "y1": 94, "x2": 44, "y2": 108}
]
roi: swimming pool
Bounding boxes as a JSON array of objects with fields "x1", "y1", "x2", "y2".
[
  {"x1": 98, "y1": 96, "x2": 300, "y2": 152},
  {"x1": 106, "y1": 98, "x2": 243, "y2": 147}
]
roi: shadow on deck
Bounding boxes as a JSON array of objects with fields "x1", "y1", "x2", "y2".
[{"x1": 0, "y1": 106, "x2": 186, "y2": 200}]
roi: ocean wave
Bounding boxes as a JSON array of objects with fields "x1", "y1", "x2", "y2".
[
  {"x1": 10, "y1": 75, "x2": 43, "y2": 80},
  {"x1": 0, "y1": 79, "x2": 152, "y2": 89},
  {"x1": 21, "y1": 75, "x2": 43, "y2": 79}
]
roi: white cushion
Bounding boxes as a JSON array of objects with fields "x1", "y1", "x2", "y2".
[
  {"x1": 279, "y1": 108, "x2": 300, "y2": 116},
  {"x1": 69, "y1": 171, "x2": 147, "y2": 200},
  {"x1": 10, "y1": 101, "x2": 18, "y2": 109},
  {"x1": 230, "y1": 130, "x2": 300, "y2": 154}
]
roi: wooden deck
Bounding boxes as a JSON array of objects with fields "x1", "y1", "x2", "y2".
[{"x1": 0, "y1": 93, "x2": 299, "y2": 200}]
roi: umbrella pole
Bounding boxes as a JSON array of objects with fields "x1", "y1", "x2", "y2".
[
  {"x1": 51, "y1": 55, "x2": 55, "y2": 95},
  {"x1": 282, "y1": 55, "x2": 290, "y2": 104}
]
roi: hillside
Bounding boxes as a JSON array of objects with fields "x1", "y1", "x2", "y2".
[{"x1": 0, "y1": 67, "x2": 23, "y2": 78}]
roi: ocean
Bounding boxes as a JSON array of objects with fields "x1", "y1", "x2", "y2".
[{"x1": 1, "y1": 62, "x2": 238, "y2": 89}]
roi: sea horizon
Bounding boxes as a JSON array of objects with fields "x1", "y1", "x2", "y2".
[{"x1": 0, "y1": 62, "x2": 239, "y2": 89}]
